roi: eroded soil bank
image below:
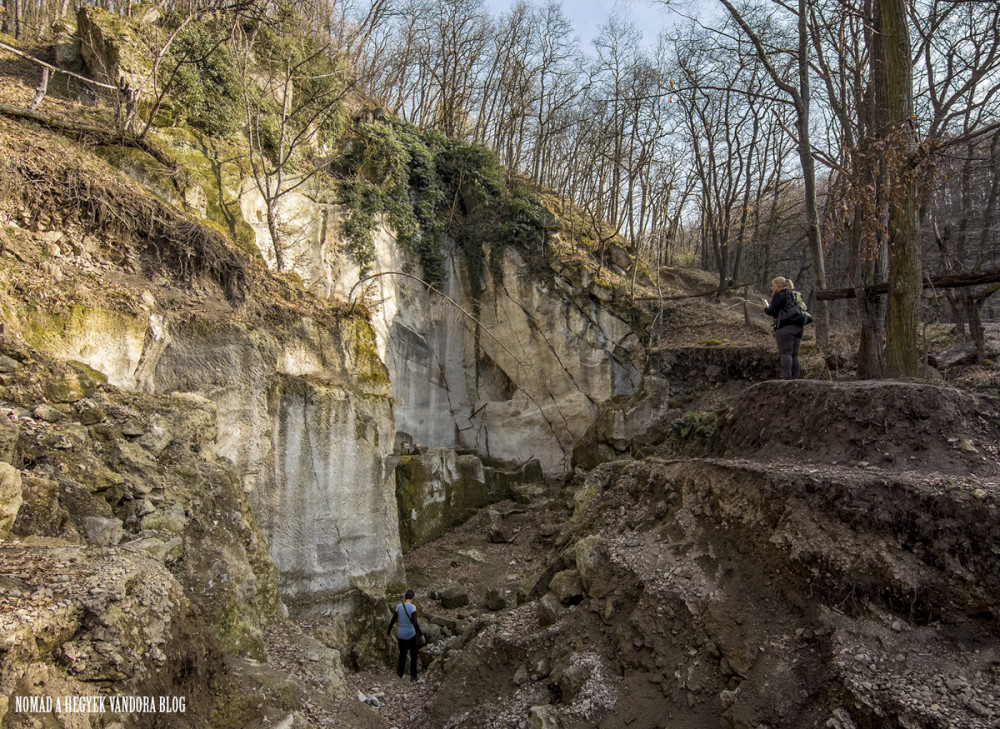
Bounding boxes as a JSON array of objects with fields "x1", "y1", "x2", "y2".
[{"x1": 342, "y1": 380, "x2": 1000, "y2": 729}]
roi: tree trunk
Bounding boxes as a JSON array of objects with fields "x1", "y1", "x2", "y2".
[
  {"x1": 796, "y1": 0, "x2": 830, "y2": 352},
  {"x1": 856, "y1": 239, "x2": 888, "y2": 378},
  {"x1": 879, "y1": 0, "x2": 922, "y2": 378},
  {"x1": 266, "y1": 203, "x2": 284, "y2": 272}
]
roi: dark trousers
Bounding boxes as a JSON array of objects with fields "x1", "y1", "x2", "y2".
[
  {"x1": 774, "y1": 325, "x2": 803, "y2": 379},
  {"x1": 397, "y1": 637, "x2": 419, "y2": 679}
]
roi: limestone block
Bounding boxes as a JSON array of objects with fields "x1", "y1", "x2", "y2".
[
  {"x1": 125, "y1": 536, "x2": 169, "y2": 562},
  {"x1": 55, "y1": 27, "x2": 84, "y2": 72},
  {"x1": 559, "y1": 663, "x2": 591, "y2": 703},
  {"x1": 395, "y1": 449, "x2": 492, "y2": 551},
  {"x1": 313, "y1": 614, "x2": 349, "y2": 653},
  {"x1": 82, "y1": 516, "x2": 123, "y2": 546},
  {"x1": 286, "y1": 634, "x2": 350, "y2": 698},
  {"x1": 121, "y1": 418, "x2": 145, "y2": 436},
  {"x1": 575, "y1": 535, "x2": 616, "y2": 599},
  {"x1": 44, "y1": 362, "x2": 105, "y2": 403},
  {"x1": 0, "y1": 462, "x2": 22, "y2": 538},
  {"x1": 482, "y1": 589, "x2": 506, "y2": 611},
  {"x1": 12, "y1": 474, "x2": 66, "y2": 538},
  {"x1": 549, "y1": 569, "x2": 584, "y2": 605},
  {"x1": 140, "y1": 502, "x2": 187, "y2": 533},
  {"x1": 33, "y1": 404, "x2": 67, "y2": 423},
  {"x1": 439, "y1": 587, "x2": 469, "y2": 609},
  {"x1": 112, "y1": 441, "x2": 157, "y2": 476}
]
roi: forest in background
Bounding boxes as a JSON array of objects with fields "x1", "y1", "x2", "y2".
[{"x1": 2, "y1": 0, "x2": 999, "y2": 378}]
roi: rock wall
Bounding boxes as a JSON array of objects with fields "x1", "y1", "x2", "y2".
[
  {"x1": 297, "y1": 219, "x2": 646, "y2": 477},
  {"x1": 378, "y1": 246, "x2": 645, "y2": 476},
  {"x1": 234, "y1": 172, "x2": 647, "y2": 477},
  {"x1": 7, "y1": 127, "x2": 645, "y2": 619},
  {"x1": 0, "y1": 338, "x2": 285, "y2": 662},
  {"x1": 16, "y1": 306, "x2": 403, "y2": 618}
]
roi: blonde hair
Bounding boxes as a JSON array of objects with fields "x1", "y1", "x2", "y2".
[{"x1": 771, "y1": 277, "x2": 794, "y2": 290}]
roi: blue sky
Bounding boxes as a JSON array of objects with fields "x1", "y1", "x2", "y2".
[{"x1": 483, "y1": 0, "x2": 712, "y2": 49}]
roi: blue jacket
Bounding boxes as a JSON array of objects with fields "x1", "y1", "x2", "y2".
[{"x1": 387, "y1": 602, "x2": 421, "y2": 640}]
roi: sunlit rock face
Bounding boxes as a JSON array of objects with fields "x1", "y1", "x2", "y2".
[
  {"x1": 145, "y1": 317, "x2": 404, "y2": 616},
  {"x1": 344, "y1": 226, "x2": 645, "y2": 477},
  {"x1": 23, "y1": 307, "x2": 404, "y2": 617},
  {"x1": 238, "y1": 184, "x2": 644, "y2": 477}
]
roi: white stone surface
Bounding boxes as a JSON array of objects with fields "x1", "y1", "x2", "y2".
[
  {"x1": 0, "y1": 462, "x2": 22, "y2": 539},
  {"x1": 362, "y1": 239, "x2": 644, "y2": 475},
  {"x1": 24, "y1": 307, "x2": 403, "y2": 616}
]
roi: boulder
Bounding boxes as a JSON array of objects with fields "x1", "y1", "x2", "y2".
[
  {"x1": 439, "y1": 587, "x2": 469, "y2": 610},
  {"x1": 537, "y1": 592, "x2": 563, "y2": 627},
  {"x1": 487, "y1": 520, "x2": 512, "y2": 543},
  {"x1": 549, "y1": 569, "x2": 584, "y2": 605},
  {"x1": 313, "y1": 614, "x2": 350, "y2": 653},
  {"x1": 33, "y1": 404, "x2": 67, "y2": 423},
  {"x1": 482, "y1": 589, "x2": 506, "y2": 612},
  {"x1": 559, "y1": 663, "x2": 591, "y2": 702},
  {"x1": 44, "y1": 363, "x2": 105, "y2": 403},
  {"x1": 77, "y1": 7, "x2": 151, "y2": 91},
  {"x1": 78, "y1": 404, "x2": 107, "y2": 425},
  {"x1": 82, "y1": 516, "x2": 123, "y2": 546},
  {"x1": 0, "y1": 462, "x2": 22, "y2": 538},
  {"x1": 12, "y1": 474, "x2": 69, "y2": 538},
  {"x1": 395, "y1": 449, "x2": 494, "y2": 550},
  {"x1": 286, "y1": 635, "x2": 350, "y2": 698},
  {"x1": 929, "y1": 342, "x2": 978, "y2": 369},
  {"x1": 140, "y1": 502, "x2": 187, "y2": 534},
  {"x1": 124, "y1": 536, "x2": 170, "y2": 562},
  {"x1": 121, "y1": 418, "x2": 146, "y2": 437},
  {"x1": 55, "y1": 22, "x2": 84, "y2": 72},
  {"x1": 575, "y1": 535, "x2": 616, "y2": 599}
]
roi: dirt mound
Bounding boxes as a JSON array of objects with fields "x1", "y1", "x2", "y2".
[
  {"x1": 404, "y1": 374, "x2": 1000, "y2": 729},
  {"x1": 710, "y1": 380, "x2": 1000, "y2": 474},
  {"x1": 420, "y1": 455, "x2": 1000, "y2": 729}
]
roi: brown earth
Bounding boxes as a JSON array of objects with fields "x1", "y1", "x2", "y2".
[{"x1": 331, "y1": 378, "x2": 1000, "y2": 729}]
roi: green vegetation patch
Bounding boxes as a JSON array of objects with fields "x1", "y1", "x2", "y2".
[{"x1": 337, "y1": 120, "x2": 546, "y2": 294}]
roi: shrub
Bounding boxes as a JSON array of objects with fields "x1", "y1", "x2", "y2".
[{"x1": 338, "y1": 120, "x2": 544, "y2": 292}]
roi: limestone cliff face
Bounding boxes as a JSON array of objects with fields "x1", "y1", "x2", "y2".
[
  {"x1": 376, "y1": 246, "x2": 644, "y2": 476},
  {"x1": 17, "y1": 305, "x2": 403, "y2": 617},
  {"x1": 239, "y1": 180, "x2": 646, "y2": 476},
  {"x1": 6, "y1": 122, "x2": 642, "y2": 621}
]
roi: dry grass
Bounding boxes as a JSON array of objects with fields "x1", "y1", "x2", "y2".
[{"x1": 0, "y1": 115, "x2": 358, "y2": 330}]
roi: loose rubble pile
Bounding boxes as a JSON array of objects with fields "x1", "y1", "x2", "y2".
[
  {"x1": 376, "y1": 379, "x2": 1000, "y2": 729},
  {"x1": 0, "y1": 338, "x2": 303, "y2": 728}
]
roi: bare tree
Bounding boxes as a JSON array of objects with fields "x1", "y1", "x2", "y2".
[
  {"x1": 238, "y1": 21, "x2": 353, "y2": 271},
  {"x1": 717, "y1": 0, "x2": 831, "y2": 352}
]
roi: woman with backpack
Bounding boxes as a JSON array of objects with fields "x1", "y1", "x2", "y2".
[
  {"x1": 387, "y1": 589, "x2": 424, "y2": 680},
  {"x1": 763, "y1": 276, "x2": 804, "y2": 380}
]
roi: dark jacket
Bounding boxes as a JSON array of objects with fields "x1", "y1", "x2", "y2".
[{"x1": 765, "y1": 290, "x2": 797, "y2": 330}]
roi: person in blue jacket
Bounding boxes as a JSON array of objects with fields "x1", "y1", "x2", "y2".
[
  {"x1": 387, "y1": 589, "x2": 424, "y2": 680},
  {"x1": 763, "y1": 276, "x2": 803, "y2": 379}
]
